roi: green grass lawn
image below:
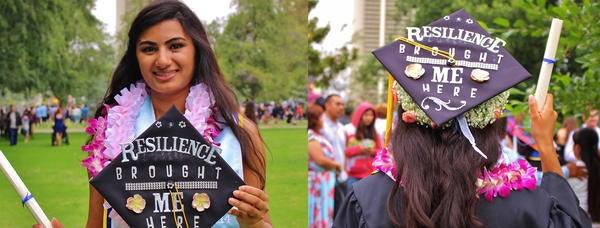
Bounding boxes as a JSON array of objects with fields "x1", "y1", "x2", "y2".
[{"x1": 0, "y1": 127, "x2": 307, "y2": 227}]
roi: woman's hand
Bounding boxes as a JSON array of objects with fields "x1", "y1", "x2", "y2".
[
  {"x1": 528, "y1": 94, "x2": 562, "y2": 176},
  {"x1": 228, "y1": 185, "x2": 270, "y2": 228},
  {"x1": 529, "y1": 94, "x2": 558, "y2": 150},
  {"x1": 32, "y1": 218, "x2": 63, "y2": 228},
  {"x1": 332, "y1": 161, "x2": 341, "y2": 175},
  {"x1": 360, "y1": 146, "x2": 374, "y2": 156}
]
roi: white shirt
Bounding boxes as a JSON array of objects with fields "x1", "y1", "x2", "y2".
[
  {"x1": 320, "y1": 113, "x2": 348, "y2": 182},
  {"x1": 374, "y1": 118, "x2": 387, "y2": 142}
]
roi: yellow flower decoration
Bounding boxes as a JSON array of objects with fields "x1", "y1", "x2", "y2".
[
  {"x1": 126, "y1": 194, "x2": 146, "y2": 214},
  {"x1": 192, "y1": 193, "x2": 210, "y2": 212}
]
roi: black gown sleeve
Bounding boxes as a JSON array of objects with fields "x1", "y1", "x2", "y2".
[
  {"x1": 333, "y1": 172, "x2": 396, "y2": 228},
  {"x1": 540, "y1": 172, "x2": 592, "y2": 228},
  {"x1": 477, "y1": 172, "x2": 592, "y2": 228},
  {"x1": 332, "y1": 189, "x2": 364, "y2": 228}
]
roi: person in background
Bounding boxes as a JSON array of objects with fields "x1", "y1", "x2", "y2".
[
  {"x1": 338, "y1": 107, "x2": 352, "y2": 126},
  {"x1": 568, "y1": 128, "x2": 600, "y2": 225},
  {"x1": 565, "y1": 109, "x2": 600, "y2": 163},
  {"x1": 271, "y1": 103, "x2": 283, "y2": 124},
  {"x1": 319, "y1": 94, "x2": 347, "y2": 217},
  {"x1": 243, "y1": 100, "x2": 258, "y2": 125},
  {"x1": 374, "y1": 103, "x2": 387, "y2": 142},
  {"x1": 308, "y1": 103, "x2": 341, "y2": 227},
  {"x1": 556, "y1": 116, "x2": 578, "y2": 162},
  {"x1": 0, "y1": 108, "x2": 5, "y2": 138},
  {"x1": 81, "y1": 104, "x2": 89, "y2": 123},
  {"x1": 72, "y1": 105, "x2": 82, "y2": 124},
  {"x1": 21, "y1": 108, "x2": 31, "y2": 143},
  {"x1": 6, "y1": 104, "x2": 21, "y2": 146},
  {"x1": 296, "y1": 102, "x2": 304, "y2": 121},
  {"x1": 52, "y1": 107, "x2": 66, "y2": 146},
  {"x1": 343, "y1": 101, "x2": 382, "y2": 188}
]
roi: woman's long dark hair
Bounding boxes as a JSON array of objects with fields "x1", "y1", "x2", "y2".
[
  {"x1": 387, "y1": 106, "x2": 501, "y2": 227},
  {"x1": 91, "y1": 0, "x2": 266, "y2": 187},
  {"x1": 573, "y1": 128, "x2": 600, "y2": 222}
]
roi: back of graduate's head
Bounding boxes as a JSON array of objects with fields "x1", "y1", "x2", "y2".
[
  {"x1": 374, "y1": 9, "x2": 531, "y2": 228},
  {"x1": 388, "y1": 105, "x2": 501, "y2": 228}
]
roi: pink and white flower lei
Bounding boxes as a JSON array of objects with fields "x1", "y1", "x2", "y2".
[
  {"x1": 372, "y1": 148, "x2": 537, "y2": 201},
  {"x1": 81, "y1": 82, "x2": 221, "y2": 176}
]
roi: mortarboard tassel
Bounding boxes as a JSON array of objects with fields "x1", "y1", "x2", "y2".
[
  {"x1": 384, "y1": 74, "x2": 395, "y2": 148},
  {"x1": 457, "y1": 115, "x2": 487, "y2": 159}
]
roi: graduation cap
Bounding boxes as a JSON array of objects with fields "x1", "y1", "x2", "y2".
[
  {"x1": 373, "y1": 9, "x2": 531, "y2": 127},
  {"x1": 90, "y1": 106, "x2": 245, "y2": 227}
]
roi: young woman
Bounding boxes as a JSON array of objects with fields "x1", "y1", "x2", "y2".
[
  {"x1": 36, "y1": 1, "x2": 271, "y2": 227},
  {"x1": 556, "y1": 116, "x2": 578, "y2": 162},
  {"x1": 344, "y1": 101, "x2": 382, "y2": 188},
  {"x1": 21, "y1": 109, "x2": 31, "y2": 143},
  {"x1": 571, "y1": 128, "x2": 600, "y2": 224},
  {"x1": 308, "y1": 103, "x2": 341, "y2": 227},
  {"x1": 52, "y1": 107, "x2": 65, "y2": 146}
]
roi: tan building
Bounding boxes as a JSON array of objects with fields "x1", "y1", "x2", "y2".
[
  {"x1": 116, "y1": 0, "x2": 153, "y2": 34},
  {"x1": 353, "y1": 0, "x2": 408, "y2": 58}
]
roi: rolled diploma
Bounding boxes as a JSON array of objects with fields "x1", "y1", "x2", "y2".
[
  {"x1": 534, "y1": 18, "x2": 563, "y2": 112},
  {"x1": 0, "y1": 150, "x2": 51, "y2": 227}
]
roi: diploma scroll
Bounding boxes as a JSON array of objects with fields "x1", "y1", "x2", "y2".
[
  {"x1": 534, "y1": 18, "x2": 563, "y2": 111},
  {"x1": 0, "y1": 150, "x2": 51, "y2": 227}
]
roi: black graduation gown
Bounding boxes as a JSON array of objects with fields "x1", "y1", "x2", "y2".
[{"x1": 333, "y1": 172, "x2": 592, "y2": 228}]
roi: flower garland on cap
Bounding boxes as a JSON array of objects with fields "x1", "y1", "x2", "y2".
[
  {"x1": 372, "y1": 149, "x2": 537, "y2": 201},
  {"x1": 395, "y1": 81, "x2": 508, "y2": 129},
  {"x1": 81, "y1": 82, "x2": 221, "y2": 176}
]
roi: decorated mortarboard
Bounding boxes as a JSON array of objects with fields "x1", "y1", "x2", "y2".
[
  {"x1": 90, "y1": 106, "x2": 245, "y2": 227},
  {"x1": 373, "y1": 9, "x2": 531, "y2": 158}
]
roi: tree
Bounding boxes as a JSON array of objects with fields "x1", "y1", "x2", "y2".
[
  {"x1": 308, "y1": 0, "x2": 357, "y2": 88},
  {"x1": 214, "y1": 0, "x2": 307, "y2": 102},
  {"x1": 0, "y1": 0, "x2": 114, "y2": 105}
]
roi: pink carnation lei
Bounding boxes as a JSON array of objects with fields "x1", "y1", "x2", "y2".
[{"x1": 372, "y1": 148, "x2": 537, "y2": 201}]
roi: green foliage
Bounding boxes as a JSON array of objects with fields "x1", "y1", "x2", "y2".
[
  {"x1": 0, "y1": 0, "x2": 114, "y2": 105},
  {"x1": 213, "y1": 0, "x2": 307, "y2": 102},
  {"x1": 392, "y1": 0, "x2": 600, "y2": 118},
  {"x1": 308, "y1": 0, "x2": 357, "y2": 88}
]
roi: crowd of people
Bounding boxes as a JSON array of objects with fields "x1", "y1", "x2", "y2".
[
  {"x1": 241, "y1": 100, "x2": 305, "y2": 126},
  {"x1": 0, "y1": 103, "x2": 90, "y2": 146}
]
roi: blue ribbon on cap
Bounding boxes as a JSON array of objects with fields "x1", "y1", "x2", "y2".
[
  {"x1": 21, "y1": 193, "x2": 33, "y2": 207},
  {"x1": 457, "y1": 115, "x2": 487, "y2": 159},
  {"x1": 543, "y1": 58, "x2": 556, "y2": 64}
]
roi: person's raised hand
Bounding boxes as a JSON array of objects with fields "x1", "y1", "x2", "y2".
[
  {"x1": 228, "y1": 185, "x2": 270, "y2": 227},
  {"x1": 528, "y1": 94, "x2": 562, "y2": 176},
  {"x1": 528, "y1": 94, "x2": 558, "y2": 151}
]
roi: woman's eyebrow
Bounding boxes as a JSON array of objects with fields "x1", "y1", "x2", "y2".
[{"x1": 138, "y1": 37, "x2": 186, "y2": 46}]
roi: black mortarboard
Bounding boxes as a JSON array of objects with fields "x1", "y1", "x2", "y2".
[
  {"x1": 90, "y1": 106, "x2": 244, "y2": 227},
  {"x1": 373, "y1": 9, "x2": 531, "y2": 126}
]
